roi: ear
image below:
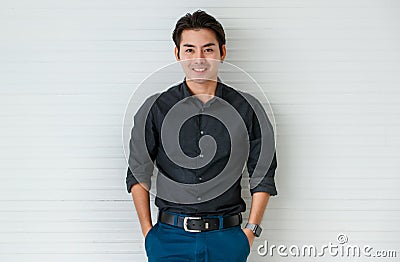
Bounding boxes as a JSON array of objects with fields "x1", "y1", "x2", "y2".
[
  {"x1": 174, "y1": 46, "x2": 180, "y2": 61},
  {"x1": 220, "y1": 44, "x2": 227, "y2": 61}
]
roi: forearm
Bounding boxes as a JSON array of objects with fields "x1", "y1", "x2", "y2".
[
  {"x1": 131, "y1": 183, "x2": 153, "y2": 237},
  {"x1": 247, "y1": 192, "x2": 270, "y2": 224}
]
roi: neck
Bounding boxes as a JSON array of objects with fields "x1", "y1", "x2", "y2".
[{"x1": 186, "y1": 79, "x2": 217, "y2": 103}]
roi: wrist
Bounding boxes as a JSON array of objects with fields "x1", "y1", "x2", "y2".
[{"x1": 142, "y1": 224, "x2": 153, "y2": 237}]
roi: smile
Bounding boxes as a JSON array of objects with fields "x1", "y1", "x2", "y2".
[{"x1": 192, "y1": 68, "x2": 207, "y2": 72}]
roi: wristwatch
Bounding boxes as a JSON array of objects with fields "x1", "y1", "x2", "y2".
[{"x1": 244, "y1": 223, "x2": 262, "y2": 237}]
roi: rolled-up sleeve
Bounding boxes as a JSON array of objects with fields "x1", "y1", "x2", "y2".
[
  {"x1": 126, "y1": 95, "x2": 159, "y2": 193},
  {"x1": 249, "y1": 152, "x2": 277, "y2": 196},
  {"x1": 246, "y1": 96, "x2": 278, "y2": 196}
]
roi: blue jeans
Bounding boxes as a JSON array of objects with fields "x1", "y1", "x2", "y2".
[{"x1": 145, "y1": 222, "x2": 250, "y2": 262}]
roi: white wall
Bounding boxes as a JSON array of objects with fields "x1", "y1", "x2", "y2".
[{"x1": 1, "y1": 0, "x2": 399, "y2": 261}]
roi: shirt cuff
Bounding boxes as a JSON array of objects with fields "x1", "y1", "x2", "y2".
[
  {"x1": 250, "y1": 176, "x2": 278, "y2": 196},
  {"x1": 126, "y1": 168, "x2": 152, "y2": 193},
  {"x1": 126, "y1": 176, "x2": 139, "y2": 193}
]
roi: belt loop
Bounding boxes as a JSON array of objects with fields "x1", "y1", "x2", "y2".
[
  {"x1": 218, "y1": 215, "x2": 224, "y2": 229},
  {"x1": 174, "y1": 214, "x2": 178, "y2": 226}
]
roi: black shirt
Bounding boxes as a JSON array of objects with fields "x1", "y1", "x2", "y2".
[{"x1": 126, "y1": 80, "x2": 277, "y2": 216}]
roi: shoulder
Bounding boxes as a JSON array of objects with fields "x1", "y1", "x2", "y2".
[
  {"x1": 151, "y1": 82, "x2": 184, "y2": 109},
  {"x1": 220, "y1": 82, "x2": 261, "y2": 111}
]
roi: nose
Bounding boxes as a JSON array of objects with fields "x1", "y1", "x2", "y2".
[
  {"x1": 193, "y1": 50, "x2": 206, "y2": 64},
  {"x1": 194, "y1": 49, "x2": 205, "y2": 59}
]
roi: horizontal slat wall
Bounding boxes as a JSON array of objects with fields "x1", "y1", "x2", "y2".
[{"x1": 1, "y1": 0, "x2": 400, "y2": 261}]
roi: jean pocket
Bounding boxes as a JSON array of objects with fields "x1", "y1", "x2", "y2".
[
  {"x1": 237, "y1": 228, "x2": 251, "y2": 254},
  {"x1": 144, "y1": 223, "x2": 158, "y2": 251}
]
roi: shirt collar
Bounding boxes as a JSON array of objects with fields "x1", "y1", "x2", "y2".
[{"x1": 181, "y1": 77, "x2": 224, "y2": 100}]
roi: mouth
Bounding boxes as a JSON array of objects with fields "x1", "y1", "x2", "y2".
[{"x1": 192, "y1": 67, "x2": 207, "y2": 73}]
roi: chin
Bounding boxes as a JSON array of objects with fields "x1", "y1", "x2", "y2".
[{"x1": 189, "y1": 78, "x2": 208, "y2": 84}]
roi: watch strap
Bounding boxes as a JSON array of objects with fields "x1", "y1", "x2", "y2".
[{"x1": 245, "y1": 223, "x2": 262, "y2": 237}]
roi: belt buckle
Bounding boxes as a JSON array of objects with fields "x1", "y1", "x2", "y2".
[{"x1": 183, "y1": 216, "x2": 202, "y2": 233}]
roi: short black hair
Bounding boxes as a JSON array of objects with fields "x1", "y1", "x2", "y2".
[{"x1": 172, "y1": 10, "x2": 226, "y2": 58}]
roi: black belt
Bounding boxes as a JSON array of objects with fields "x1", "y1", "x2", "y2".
[{"x1": 158, "y1": 211, "x2": 242, "y2": 233}]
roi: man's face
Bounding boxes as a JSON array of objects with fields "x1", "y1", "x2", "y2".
[{"x1": 175, "y1": 29, "x2": 226, "y2": 84}]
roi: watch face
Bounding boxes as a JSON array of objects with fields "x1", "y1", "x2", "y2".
[{"x1": 254, "y1": 225, "x2": 262, "y2": 237}]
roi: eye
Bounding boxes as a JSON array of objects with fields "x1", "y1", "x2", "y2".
[
  {"x1": 185, "y1": 49, "x2": 193, "y2": 53},
  {"x1": 204, "y1": 48, "x2": 214, "y2": 53}
]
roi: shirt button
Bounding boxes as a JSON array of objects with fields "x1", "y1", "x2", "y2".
[
  {"x1": 197, "y1": 197, "x2": 202, "y2": 201},
  {"x1": 199, "y1": 154, "x2": 204, "y2": 158},
  {"x1": 200, "y1": 130, "x2": 204, "y2": 135},
  {"x1": 198, "y1": 177, "x2": 202, "y2": 181}
]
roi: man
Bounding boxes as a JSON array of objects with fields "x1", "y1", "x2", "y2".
[{"x1": 126, "y1": 10, "x2": 277, "y2": 261}]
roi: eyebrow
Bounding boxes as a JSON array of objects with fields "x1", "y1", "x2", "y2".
[{"x1": 182, "y1": 43, "x2": 216, "y2": 48}]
